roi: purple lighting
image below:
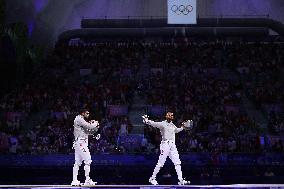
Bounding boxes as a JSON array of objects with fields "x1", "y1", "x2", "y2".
[
  {"x1": 210, "y1": 0, "x2": 270, "y2": 16},
  {"x1": 28, "y1": 21, "x2": 34, "y2": 37},
  {"x1": 33, "y1": 0, "x2": 49, "y2": 13}
]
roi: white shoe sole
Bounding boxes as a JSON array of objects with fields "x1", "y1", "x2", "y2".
[
  {"x1": 149, "y1": 179, "x2": 158, "y2": 185},
  {"x1": 178, "y1": 181, "x2": 190, "y2": 185},
  {"x1": 83, "y1": 182, "x2": 97, "y2": 186},
  {"x1": 71, "y1": 183, "x2": 81, "y2": 186}
]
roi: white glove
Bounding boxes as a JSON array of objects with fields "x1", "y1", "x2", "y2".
[
  {"x1": 95, "y1": 134, "x2": 101, "y2": 140},
  {"x1": 182, "y1": 120, "x2": 193, "y2": 129},
  {"x1": 90, "y1": 120, "x2": 99, "y2": 127},
  {"x1": 142, "y1": 115, "x2": 149, "y2": 124}
]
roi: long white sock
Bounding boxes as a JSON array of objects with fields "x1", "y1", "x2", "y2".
[
  {"x1": 151, "y1": 164, "x2": 161, "y2": 179},
  {"x1": 175, "y1": 164, "x2": 183, "y2": 181},
  {"x1": 73, "y1": 163, "x2": 80, "y2": 181},
  {"x1": 84, "y1": 164, "x2": 91, "y2": 180}
]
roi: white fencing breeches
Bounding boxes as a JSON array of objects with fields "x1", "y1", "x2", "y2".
[
  {"x1": 73, "y1": 138, "x2": 92, "y2": 181},
  {"x1": 151, "y1": 140, "x2": 182, "y2": 179}
]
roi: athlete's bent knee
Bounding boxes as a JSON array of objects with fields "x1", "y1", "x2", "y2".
[
  {"x1": 74, "y1": 161, "x2": 82, "y2": 167},
  {"x1": 84, "y1": 159, "x2": 92, "y2": 165}
]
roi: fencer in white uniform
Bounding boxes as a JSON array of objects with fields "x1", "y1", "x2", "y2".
[
  {"x1": 71, "y1": 109, "x2": 99, "y2": 186},
  {"x1": 142, "y1": 112, "x2": 190, "y2": 185}
]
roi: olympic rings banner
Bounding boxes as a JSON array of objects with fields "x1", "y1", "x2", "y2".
[{"x1": 168, "y1": 0, "x2": 197, "y2": 24}]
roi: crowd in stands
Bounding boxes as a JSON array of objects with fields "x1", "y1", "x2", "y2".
[
  {"x1": 0, "y1": 42, "x2": 139, "y2": 154},
  {"x1": 227, "y1": 43, "x2": 284, "y2": 140},
  {"x1": 0, "y1": 40, "x2": 283, "y2": 155},
  {"x1": 143, "y1": 42, "x2": 260, "y2": 153}
]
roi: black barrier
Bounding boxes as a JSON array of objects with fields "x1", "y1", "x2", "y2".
[
  {"x1": 58, "y1": 17, "x2": 284, "y2": 43},
  {"x1": 80, "y1": 18, "x2": 284, "y2": 35},
  {"x1": 0, "y1": 153, "x2": 283, "y2": 167},
  {"x1": 58, "y1": 27, "x2": 268, "y2": 42}
]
